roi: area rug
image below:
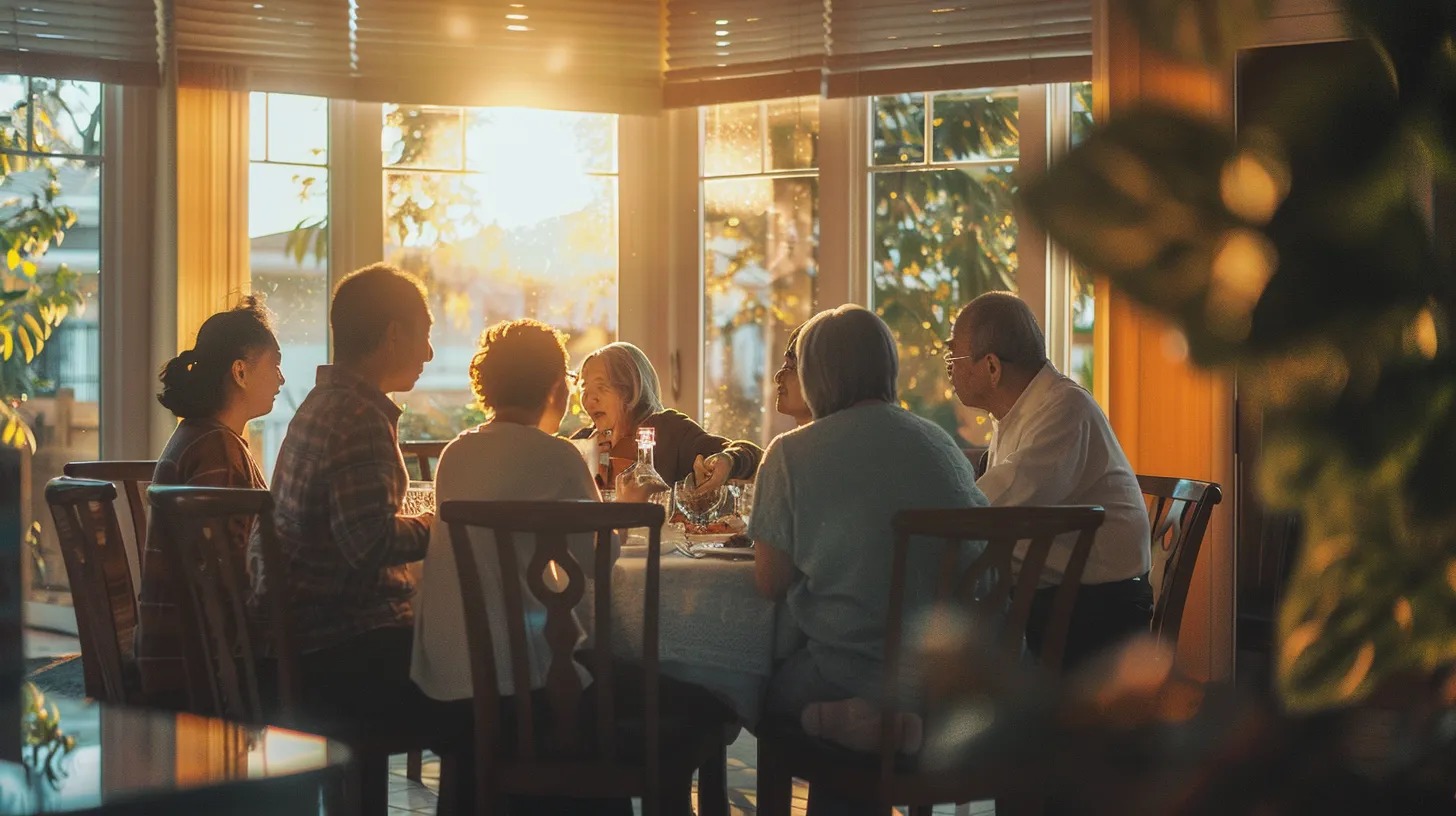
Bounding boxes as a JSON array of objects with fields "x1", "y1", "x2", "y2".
[{"x1": 25, "y1": 654, "x2": 85, "y2": 699}]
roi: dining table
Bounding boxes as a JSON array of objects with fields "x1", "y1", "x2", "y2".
[
  {"x1": 1, "y1": 695, "x2": 350, "y2": 815},
  {"x1": 581, "y1": 527, "x2": 801, "y2": 727},
  {"x1": 407, "y1": 480, "x2": 797, "y2": 726}
]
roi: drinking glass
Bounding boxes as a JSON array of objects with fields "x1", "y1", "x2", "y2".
[{"x1": 674, "y1": 478, "x2": 729, "y2": 526}]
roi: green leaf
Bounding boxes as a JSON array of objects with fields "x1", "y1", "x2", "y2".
[
  {"x1": 1020, "y1": 106, "x2": 1244, "y2": 362},
  {"x1": 0, "y1": 326, "x2": 12, "y2": 361},
  {"x1": 17, "y1": 324, "x2": 35, "y2": 363},
  {"x1": 4, "y1": 248, "x2": 17, "y2": 270}
]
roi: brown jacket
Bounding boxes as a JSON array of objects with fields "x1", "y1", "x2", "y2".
[{"x1": 136, "y1": 418, "x2": 267, "y2": 708}]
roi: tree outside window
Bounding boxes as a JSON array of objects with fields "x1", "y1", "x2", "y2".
[
  {"x1": 870, "y1": 88, "x2": 1019, "y2": 447},
  {"x1": 381, "y1": 106, "x2": 619, "y2": 441},
  {"x1": 701, "y1": 97, "x2": 819, "y2": 448}
]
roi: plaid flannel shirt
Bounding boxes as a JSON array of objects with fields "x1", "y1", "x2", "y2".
[{"x1": 256, "y1": 365, "x2": 431, "y2": 654}]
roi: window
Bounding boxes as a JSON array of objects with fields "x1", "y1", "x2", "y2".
[
  {"x1": 700, "y1": 97, "x2": 819, "y2": 448},
  {"x1": 1, "y1": 75, "x2": 104, "y2": 605},
  {"x1": 1067, "y1": 81, "x2": 1096, "y2": 393},
  {"x1": 869, "y1": 89, "x2": 1019, "y2": 447},
  {"x1": 248, "y1": 92, "x2": 331, "y2": 476},
  {"x1": 382, "y1": 106, "x2": 619, "y2": 441}
]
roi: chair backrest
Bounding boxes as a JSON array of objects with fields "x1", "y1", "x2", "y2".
[
  {"x1": 401, "y1": 440, "x2": 448, "y2": 481},
  {"x1": 44, "y1": 477, "x2": 139, "y2": 703},
  {"x1": 439, "y1": 500, "x2": 664, "y2": 793},
  {"x1": 146, "y1": 485, "x2": 296, "y2": 724},
  {"x1": 63, "y1": 460, "x2": 156, "y2": 572},
  {"x1": 879, "y1": 506, "x2": 1104, "y2": 781},
  {"x1": 1138, "y1": 475, "x2": 1223, "y2": 647}
]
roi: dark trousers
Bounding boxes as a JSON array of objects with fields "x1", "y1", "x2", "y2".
[
  {"x1": 296, "y1": 625, "x2": 466, "y2": 741},
  {"x1": 1025, "y1": 574, "x2": 1153, "y2": 672}
]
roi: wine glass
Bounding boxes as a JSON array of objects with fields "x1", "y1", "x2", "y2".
[{"x1": 673, "y1": 477, "x2": 729, "y2": 526}]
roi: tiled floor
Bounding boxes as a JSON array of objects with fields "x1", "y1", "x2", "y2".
[{"x1": 384, "y1": 737, "x2": 995, "y2": 815}]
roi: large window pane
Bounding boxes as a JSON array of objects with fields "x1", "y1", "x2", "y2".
[
  {"x1": 872, "y1": 94, "x2": 926, "y2": 166},
  {"x1": 701, "y1": 98, "x2": 819, "y2": 448},
  {"x1": 2, "y1": 77, "x2": 103, "y2": 613},
  {"x1": 248, "y1": 93, "x2": 331, "y2": 478},
  {"x1": 383, "y1": 106, "x2": 619, "y2": 442},
  {"x1": 703, "y1": 101, "x2": 764, "y2": 177},
  {"x1": 1069, "y1": 82, "x2": 1096, "y2": 391},
  {"x1": 931, "y1": 89, "x2": 1019, "y2": 162},
  {"x1": 703, "y1": 177, "x2": 818, "y2": 446},
  {"x1": 870, "y1": 88, "x2": 1020, "y2": 448}
]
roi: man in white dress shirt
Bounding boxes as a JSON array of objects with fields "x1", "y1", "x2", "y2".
[{"x1": 947, "y1": 292, "x2": 1152, "y2": 669}]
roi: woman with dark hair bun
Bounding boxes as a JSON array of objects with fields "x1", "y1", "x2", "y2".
[{"x1": 136, "y1": 296, "x2": 284, "y2": 708}]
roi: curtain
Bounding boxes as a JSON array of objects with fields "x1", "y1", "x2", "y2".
[{"x1": 174, "y1": 64, "x2": 249, "y2": 352}]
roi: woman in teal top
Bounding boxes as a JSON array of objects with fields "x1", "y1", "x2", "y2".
[{"x1": 749, "y1": 305, "x2": 987, "y2": 785}]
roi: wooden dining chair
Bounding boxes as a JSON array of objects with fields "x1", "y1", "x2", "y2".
[
  {"x1": 439, "y1": 499, "x2": 731, "y2": 816},
  {"x1": 401, "y1": 440, "x2": 448, "y2": 481},
  {"x1": 755, "y1": 505, "x2": 1107, "y2": 816},
  {"x1": 44, "y1": 477, "x2": 143, "y2": 704},
  {"x1": 398, "y1": 439, "x2": 447, "y2": 783},
  {"x1": 63, "y1": 459, "x2": 155, "y2": 572},
  {"x1": 147, "y1": 485, "x2": 441, "y2": 816},
  {"x1": 1137, "y1": 475, "x2": 1223, "y2": 649}
]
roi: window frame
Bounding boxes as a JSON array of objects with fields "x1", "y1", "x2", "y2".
[
  {"x1": 241, "y1": 88, "x2": 1099, "y2": 444},
  {"x1": 682, "y1": 83, "x2": 1099, "y2": 443}
]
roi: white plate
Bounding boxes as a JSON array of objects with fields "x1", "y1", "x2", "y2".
[{"x1": 685, "y1": 532, "x2": 735, "y2": 545}]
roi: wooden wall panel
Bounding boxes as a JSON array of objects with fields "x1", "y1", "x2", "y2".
[{"x1": 1093, "y1": 0, "x2": 1237, "y2": 682}]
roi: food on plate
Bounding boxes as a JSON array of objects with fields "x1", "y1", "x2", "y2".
[
  {"x1": 681, "y1": 515, "x2": 746, "y2": 536},
  {"x1": 723, "y1": 534, "x2": 753, "y2": 549}
]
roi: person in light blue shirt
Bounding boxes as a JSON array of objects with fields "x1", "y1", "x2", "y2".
[{"x1": 749, "y1": 305, "x2": 988, "y2": 774}]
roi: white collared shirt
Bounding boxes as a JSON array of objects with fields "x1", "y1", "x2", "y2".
[{"x1": 977, "y1": 362, "x2": 1150, "y2": 585}]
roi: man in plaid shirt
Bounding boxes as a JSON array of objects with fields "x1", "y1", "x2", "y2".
[{"x1": 260, "y1": 263, "x2": 443, "y2": 730}]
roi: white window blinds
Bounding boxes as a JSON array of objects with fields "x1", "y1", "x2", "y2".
[
  {"x1": 664, "y1": 0, "x2": 826, "y2": 107},
  {"x1": 826, "y1": 0, "x2": 1092, "y2": 97},
  {"x1": 174, "y1": 0, "x2": 355, "y2": 94},
  {"x1": 0, "y1": 0, "x2": 160, "y2": 85},
  {"x1": 351, "y1": 0, "x2": 662, "y2": 114}
]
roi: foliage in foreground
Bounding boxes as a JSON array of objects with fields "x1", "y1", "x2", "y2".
[{"x1": 1022, "y1": 0, "x2": 1456, "y2": 710}]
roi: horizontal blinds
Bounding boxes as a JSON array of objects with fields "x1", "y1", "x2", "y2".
[
  {"x1": 353, "y1": 0, "x2": 662, "y2": 115},
  {"x1": 664, "y1": 0, "x2": 826, "y2": 107},
  {"x1": 174, "y1": 0, "x2": 355, "y2": 95},
  {"x1": 0, "y1": 0, "x2": 160, "y2": 85},
  {"x1": 826, "y1": 0, "x2": 1092, "y2": 97}
]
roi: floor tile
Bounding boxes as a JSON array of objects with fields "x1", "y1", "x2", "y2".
[{"x1": 388, "y1": 786, "x2": 438, "y2": 812}]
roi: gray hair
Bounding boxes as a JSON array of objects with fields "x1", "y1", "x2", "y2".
[
  {"x1": 953, "y1": 292, "x2": 1048, "y2": 369},
  {"x1": 580, "y1": 341, "x2": 664, "y2": 424},
  {"x1": 796, "y1": 305, "x2": 898, "y2": 419}
]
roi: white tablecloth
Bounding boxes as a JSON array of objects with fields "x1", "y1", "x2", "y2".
[{"x1": 582, "y1": 539, "x2": 797, "y2": 725}]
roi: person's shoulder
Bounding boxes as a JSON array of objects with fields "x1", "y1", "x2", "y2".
[
  {"x1": 1040, "y1": 372, "x2": 1108, "y2": 425},
  {"x1": 645, "y1": 409, "x2": 699, "y2": 433}
]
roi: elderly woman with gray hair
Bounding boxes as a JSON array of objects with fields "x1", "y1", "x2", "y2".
[
  {"x1": 571, "y1": 341, "x2": 762, "y2": 495},
  {"x1": 748, "y1": 305, "x2": 987, "y2": 785}
]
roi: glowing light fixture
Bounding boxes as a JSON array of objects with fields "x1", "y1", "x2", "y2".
[{"x1": 507, "y1": 24, "x2": 531, "y2": 31}]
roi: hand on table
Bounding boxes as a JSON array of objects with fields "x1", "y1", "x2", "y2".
[{"x1": 692, "y1": 453, "x2": 733, "y2": 494}]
